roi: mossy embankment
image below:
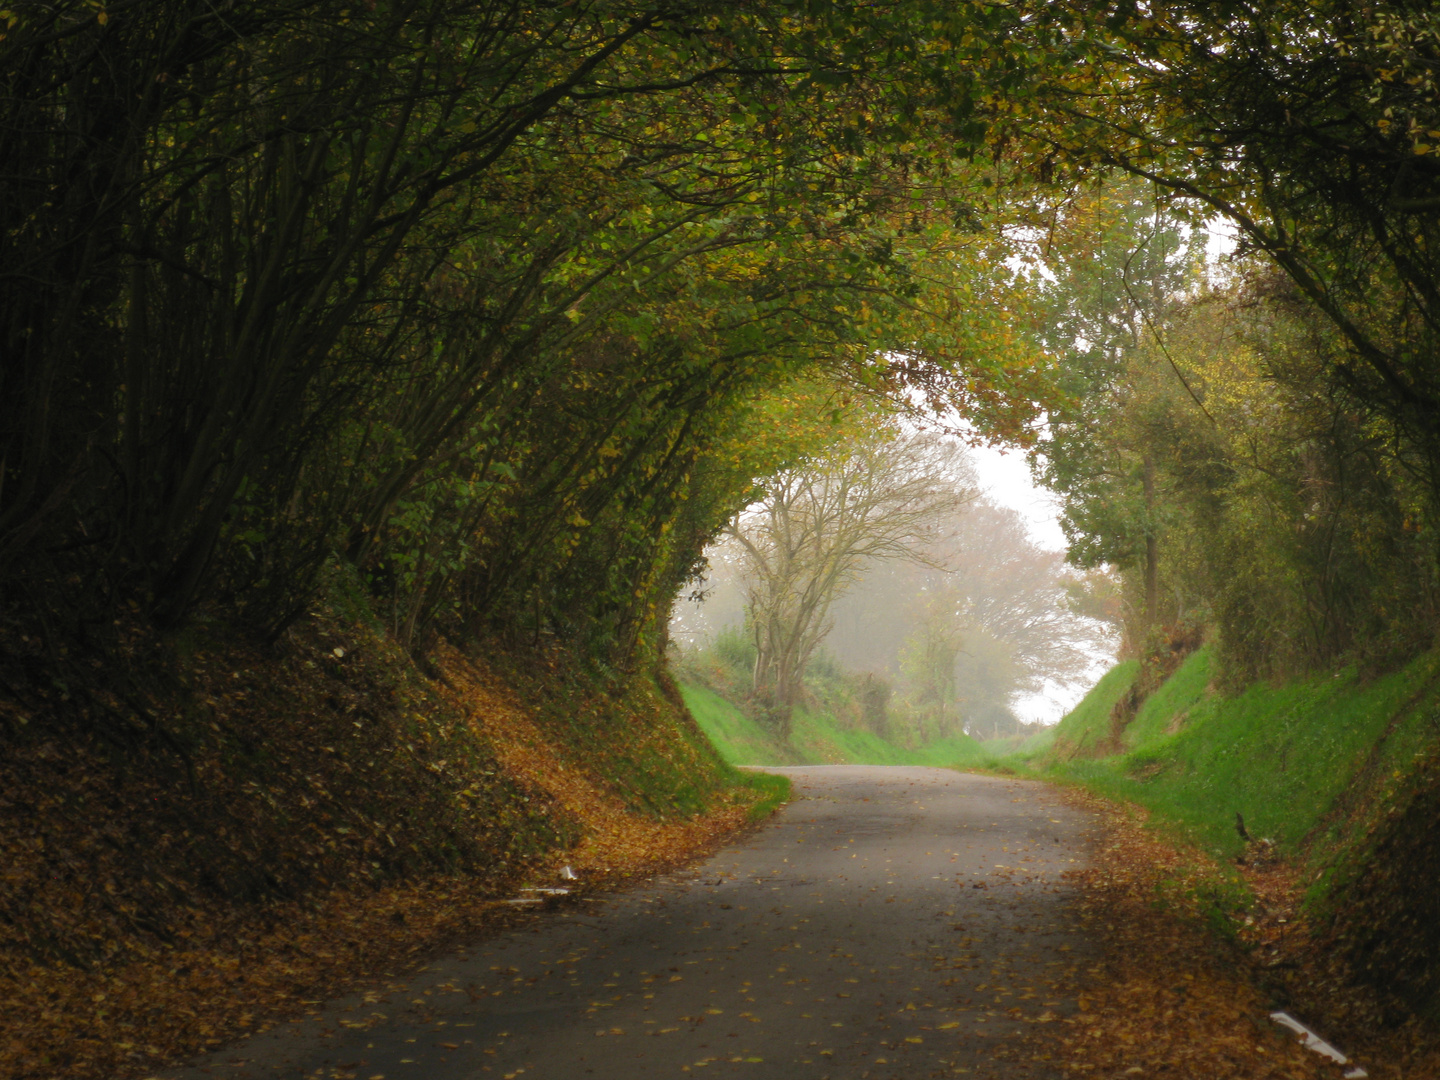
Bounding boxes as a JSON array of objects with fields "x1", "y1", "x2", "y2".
[
  {"x1": 0, "y1": 567, "x2": 784, "y2": 1080},
  {"x1": 1009, "y1": 639, "x2": 1440, "y2": 1023}
]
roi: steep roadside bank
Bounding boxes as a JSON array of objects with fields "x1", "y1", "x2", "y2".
[
  {"x1": 1001, "y1": 641, "x2": 1440, "y2": 1071},
  {"x1": 0, "y1": 570, "x2": 785, "y2": 1080}
]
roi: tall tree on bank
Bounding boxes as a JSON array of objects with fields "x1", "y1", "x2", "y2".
[
  {"x1": 1018, "y1": 0, "x2": 1440, "y2": 537},
  {"x1": 1025, "y1": 177, "x2": 1208, "y2": 645},
  {"x1": 725, "y1": 428, "x2": 973, "y2": 737}
]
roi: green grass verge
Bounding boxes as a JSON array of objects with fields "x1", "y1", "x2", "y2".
[
  {"x1": 732, "y1": 770, "x2": 793, "y2": 820},
  {"x1": 907, "y1": 735, "x2": 997, "y2": 767},
  {"x1": 1015, "y1": 646, "x2": 1440, "y2": 875},
  {"x1": 1125, "y1": 647, "x2": 1214, "y2": 749},
  {"x1": 1038, "y1": 659, "x2": 1140, "y2": 762},
  {"x1": 680, "y1": 682, "x2": 799, "y2": 765},
  {"x1": 681, "y1": 680, "x2": 994, "y2": 769}
]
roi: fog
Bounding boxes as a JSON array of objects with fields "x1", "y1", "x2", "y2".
[{"x1": 672, "y1": 445, "x2": 1118, "y2": 732}]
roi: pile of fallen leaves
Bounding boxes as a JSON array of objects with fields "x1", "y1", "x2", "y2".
[
  {"x1": 0, "y1": 591, "x2": 770, "y2": 1080},
  {"x1": 1037, "y1": 791, "x2": 1440, "y2": 1080},
  {"x1": 437, "y1": 643, "x2": 757, "y2": 876}
]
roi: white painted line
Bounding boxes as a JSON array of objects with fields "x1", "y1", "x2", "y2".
[{"x1": 1270, "y1": 1011, "x2": 1366, "y2": 1076}]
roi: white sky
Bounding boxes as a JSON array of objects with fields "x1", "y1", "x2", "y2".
[
  {"x1": 966, "y1": 442, "x2": 1067, "y2": 552},
  {"x1": 967, "y1": 442, "x2": 1116, "y2": 726}
]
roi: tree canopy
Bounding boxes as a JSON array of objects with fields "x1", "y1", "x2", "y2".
[
  {"x1": 0, "y1": 0, "x2": 1048, "y2": 715},
  {"x1": 5, "y1": 0, "x2": 1440, "y2": 735}
]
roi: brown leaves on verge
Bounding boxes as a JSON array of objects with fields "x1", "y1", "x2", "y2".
[
  {"x1": 1036, "y1": 792, "x2": 1335, "y2": 1080},
  {"x1": 438, "y1": 640, "x2": 757, "y2": 881},
  {"x1": 1040, "y1": 788, "x2": 1440, "y2": 1078},
  {"x1": 0, "y1": 624, "x2": 766, "y2": 1080}
]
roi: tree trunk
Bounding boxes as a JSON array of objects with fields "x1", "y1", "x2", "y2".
[{"x1": 1142, "y1": 453, "x2": 1159, "y2": 628}]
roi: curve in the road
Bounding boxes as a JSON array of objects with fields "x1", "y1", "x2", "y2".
[{"x1": 163, "y1": 766, "x2": 1100, "y2": 1080}]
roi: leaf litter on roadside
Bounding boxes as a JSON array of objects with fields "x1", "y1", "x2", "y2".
[{"x1": 1009, "y1": 789, "x2": 1440, "y2": 1080}]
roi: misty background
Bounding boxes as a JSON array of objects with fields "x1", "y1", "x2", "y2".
[{"x1": 671, "y1": 442, "x2": 1119, "y2": 738}]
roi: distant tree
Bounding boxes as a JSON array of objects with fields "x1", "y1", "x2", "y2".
[
  {"x1": 936, "y1": 501, "x2": 1107, "y2": 737},
  {"x1": 896, "y1": 594, "x2": 964, "y2": 741},
  {"x1": 824, "y1": 497, "x2": 1114, "y2": 739},
  {"x1": 725, "y1": 429, "x2": 973, "y2": 737},
  {"x1": 942, "y1": 502, "x2": 1113, "y2": 690}
]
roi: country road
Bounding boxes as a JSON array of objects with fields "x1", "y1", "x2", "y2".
[{"x1": 165, "y1": 766, "x2": 1101, "y2": 1080}]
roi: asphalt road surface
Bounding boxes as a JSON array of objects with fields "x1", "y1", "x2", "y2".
[{"x1": 166, "y1": 765, "x2": 1100, "y2": 1080}]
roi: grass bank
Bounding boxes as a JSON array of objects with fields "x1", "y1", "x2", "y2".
[
  {"x1": 680, "y1": 679, "x2": 994, "y2": 769},
  {"x1": 1023, "y1": 645, "x2": 1440, "y2": 867},
  {"x1": 1008, "y1": 640, "x2": 1440, "y2": 1022}
]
